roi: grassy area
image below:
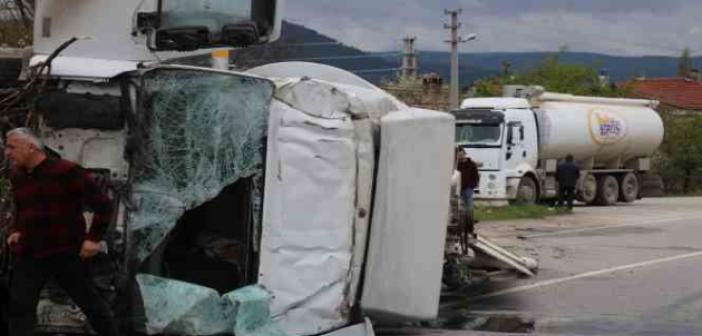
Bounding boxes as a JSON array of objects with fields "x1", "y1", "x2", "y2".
[{"x1": 475, "y1": 204, "x2": 572, "y2": 222}]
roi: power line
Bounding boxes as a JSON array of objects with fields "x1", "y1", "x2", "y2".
[
  {"x1": 276, "y1": 42, "x2": 342, "y2": 47},
  {"x1": 235, "y1": 52, "x2": 401, "y2": 65},
  {"x1": 287, "y1": 52, "x2": 401, "y2": 61},
  {"x1": 350, "y1": 68, "x2": 401, "y2": 74}
]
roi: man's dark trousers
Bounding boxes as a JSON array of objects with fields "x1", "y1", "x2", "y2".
[
  {"x1": 558, "y1": 186, "x2": 576, "y2": 209},
  {"x1": 8, "y1": 253, "x2": 118, "y2": 336}
]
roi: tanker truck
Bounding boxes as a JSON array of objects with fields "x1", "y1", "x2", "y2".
[{"x1": 456, "y1": 86, "x2": 664, "y2": 206}]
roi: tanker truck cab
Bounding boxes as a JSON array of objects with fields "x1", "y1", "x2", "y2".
[{"x1": 455, "y1": 98, "x2": 540, "y2": 206}]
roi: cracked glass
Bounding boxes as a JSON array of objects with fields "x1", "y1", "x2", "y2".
[
  {"x1": 137, "y1": 274, "x2": 286, "y2": 336},
  {"x1": 128, "y1": 68, "x2": 273, "y2": 262}
]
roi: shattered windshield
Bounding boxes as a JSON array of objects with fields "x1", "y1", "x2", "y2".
[
  {"x1": 128, "y1": 68, "x2": 273, "y2": 262},
  {"x1": 455, "y1": 123, "x2": 503, "y2": 146}
]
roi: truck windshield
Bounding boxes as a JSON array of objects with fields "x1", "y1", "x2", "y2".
[{"x1": 456, "y1": 124, "x2": 503, "y2": 146}]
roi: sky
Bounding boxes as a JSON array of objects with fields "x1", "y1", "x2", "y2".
[{"x1": 285, "y1": 0, "x2": 702, "y2": 56}]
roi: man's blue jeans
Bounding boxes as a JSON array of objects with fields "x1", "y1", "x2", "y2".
[{"x1": 461, "y1": 188, "x2": 474, "y2": 212}]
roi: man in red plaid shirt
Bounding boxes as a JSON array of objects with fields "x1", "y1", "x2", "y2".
[{"x1": 4, "y1": 128, "x2": 118, "y2": 336}]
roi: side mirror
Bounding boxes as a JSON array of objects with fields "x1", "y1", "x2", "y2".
[
  {"x1": 222, "y1": 21, "x2": 260, "y2": 47},
  {"x1": 155, "y1": 26, "x2": 209, "y2": 51},
  {"x1": 137, "y1": 0, "x2": 282, "y2": 51}
]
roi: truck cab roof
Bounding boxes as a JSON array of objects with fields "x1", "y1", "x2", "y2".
[{"x1": 460, "y1": 97, "x2": 531, "y2": 110}]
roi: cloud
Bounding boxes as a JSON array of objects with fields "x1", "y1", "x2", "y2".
[{"x1": 284, "y1": 0, "x2": 702, "y2": 56}]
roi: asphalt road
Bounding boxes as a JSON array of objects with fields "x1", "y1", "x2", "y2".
[{"x1": 442, "y1": 197, "x2": 702, "y2": 335}]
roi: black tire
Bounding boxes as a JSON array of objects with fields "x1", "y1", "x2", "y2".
[
  {"x1": 577, "y1": 173, "x2": 597, "y2": 204},
  {"x1": 513, "y1": 177, "x2": 538, "y2": 205},
  {"x1": 618, "y1": 172, "x2": 639, "y2": 203},
  {"x1": 595, "y1": 175, "x2": 619, "y2": 206}
]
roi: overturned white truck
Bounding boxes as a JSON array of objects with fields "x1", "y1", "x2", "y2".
[
  {"x1": 19, "y1": 59, "x2": 458, "y2": 335},
  {"x1": 21, "y1": 62, "x2": 454, "y2": 335}
]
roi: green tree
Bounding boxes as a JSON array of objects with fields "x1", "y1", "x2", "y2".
[
  {"x1": 472, "y1": 51, "x2": 627, "y2": 97},
  {"x1": 657, "y1": 113, "x2": 702, "y2": 193},
  {"x1": 678, "y1": 47, "x2": 692, "y2": 77}
]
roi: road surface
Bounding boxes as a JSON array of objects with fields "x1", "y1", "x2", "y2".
[{"x1": 391, "y1": 197, "x2": 702, "y2": 335}]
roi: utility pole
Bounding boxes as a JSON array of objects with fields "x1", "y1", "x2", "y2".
[
  {"x1": 444, "y1": 9, "x2": 476, "y2": 110},
  {"x1": 401, "y1": 36, "x2": 417, "y2": 81}
]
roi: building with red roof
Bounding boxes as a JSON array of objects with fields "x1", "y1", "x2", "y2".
[{"x1": 625, "y1": 77, "x2": 702, "y2": 113}]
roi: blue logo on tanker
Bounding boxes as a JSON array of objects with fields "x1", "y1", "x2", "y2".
[{"x1": 589, "y1": 109, "x2": 627, "y2": 144}]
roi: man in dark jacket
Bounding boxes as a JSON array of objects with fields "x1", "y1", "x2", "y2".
[
  {"x1": 4, "y1": 128, "x2": 118, "y2": 336},
  {"x1": 556, "y1": 154, "x2": 580, "y2": 210},
  {"x1": 456, "y1": 147, "x2": 480, "y2": 243},
  {"x1": 456, "y1": 148, "x2": 479, "y2": 211}
]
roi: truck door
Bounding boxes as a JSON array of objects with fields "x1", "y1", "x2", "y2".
[{"x1": 504, "y1": 121, "x2": 526, "y2": 171}]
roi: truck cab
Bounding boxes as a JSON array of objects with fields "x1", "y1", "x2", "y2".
[{"x1": 455, "y1": 98, "x2": 539, "y2": 206}]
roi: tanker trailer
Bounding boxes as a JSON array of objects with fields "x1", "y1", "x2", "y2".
[{"x1": 456, "y1": 89, "x2": 664, "y2": 206}]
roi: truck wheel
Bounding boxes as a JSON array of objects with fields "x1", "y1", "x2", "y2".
[
  {"x1": 618, "y1": 172, "x2": 639, "y2": 203},
  {"x1": 595, "y1": 175, "x2": 619, "y2": 206},
  {"x1": 513, "y1": 177, "x2": 538, "y2": 205},
  {"x1": 577, "y1": 173, "x2": 597, "y2": 204}
]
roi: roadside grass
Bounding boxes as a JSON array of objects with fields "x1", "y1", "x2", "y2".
[{"x1": 475, "y1": 204, "x2": 572, "y2": 222}]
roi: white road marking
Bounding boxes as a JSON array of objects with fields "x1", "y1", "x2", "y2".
[
  {"x1": 518, "y1": 215, "x2": 702, "y2": 239},
  {"x1": 471, "y1": 250, "x2": 702, "y2": 301}
]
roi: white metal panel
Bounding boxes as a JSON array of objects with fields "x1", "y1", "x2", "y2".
[
  {"x1": 249, "y1": 62, "x2": 381, "y2": 91},
  {"x1": 30, "y1": 56, "x2": 139, "y2": 80},
  {"x1": 502, "y1": 108, "x2": 539, "y2": 174},
  {"x1": 249, "y1": 63, "x2": 405, "y2": 119},
  {"x1": 535, "y1": 92, "x2": 659, "y2": 108},
  {"x1": 34, "y1": 0, "x2": 153, "y2": 61},
  {"x1": 463, "y1": 147, "x2": 502, "y2": 171},
  {"x1": 259, "y1": 100, "x2": 356, "y2": 335},
  {"x1": 460, "y1": 97, "x2": 531, "y2": 110},
  {"x1": 257, "y1": 72, "x2": 397, "y2": 335},
  {"x1": 348, "y1": 118, "x2": 375, "y2": 309},
  {"x1": 361, "y1": 108, "x2": 454, "y2": 321},
  {"x1": 40, "y1": 128, "x2": 128, "y2": 178}
]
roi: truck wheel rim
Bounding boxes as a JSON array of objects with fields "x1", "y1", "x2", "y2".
[{"x1": 579, "y1": 174, "x2": 597, "y2": 202}]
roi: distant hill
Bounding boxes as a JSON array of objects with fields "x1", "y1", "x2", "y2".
[
  {"x1": 231, "y1": 21, "x2": 399, "y2": 83},
  {"x1": 401, "y1": 51, "x2": 700, "y2": 87},
  {"x1": 234, "y1": 21, "x2": 698, "y2": 87}
]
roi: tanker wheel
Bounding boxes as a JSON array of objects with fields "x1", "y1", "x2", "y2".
[
  {"x1": 577, "y1": 173, "x2": 597, "y2": 204},
  {"x1": 618, "y1": 172, "x2": 639, "y2": 203},
  {"x1": 513, "y1": 177, "x2": 538, "y2": 205},
  {"x1": 595, "y1": 175, "x2": 619, "y2": 206}
]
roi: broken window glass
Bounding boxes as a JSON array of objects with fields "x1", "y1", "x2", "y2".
[
  {"x1": 127, "y1": 68, "x2": 273, "y2": 263},
  {"x1": 137, "y1": 274, "x2": 286, "y2": 336}
]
